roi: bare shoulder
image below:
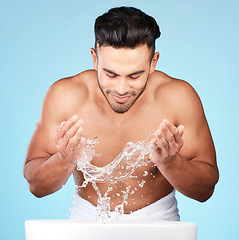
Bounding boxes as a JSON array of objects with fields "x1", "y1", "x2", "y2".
[
  {"x1": 48, "y1": 70, "x2": 95, "y2": 103},
  {"x1": 153, "y1": 71, "x2": 198, "y2": 100},
  {"x1": 42, "y1": 70, "x2": 96, "y2": 122},
  {"x1": 152, "y1": 71, "x2": 205, "y2": 125}
]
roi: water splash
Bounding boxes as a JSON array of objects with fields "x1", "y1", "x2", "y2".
[
  {"x1": 77, "y1": 135, "x2": 155, "y2": 184},
  {"x1": 76, "y1": 133, "x2": 156, "y2": 223}
]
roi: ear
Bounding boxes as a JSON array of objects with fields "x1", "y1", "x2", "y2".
[
  {"x1": 90, "y1": 48, "x2": 98, "y2": 71},
  {"x1": 149, "y1": 52, "x2": 160, "y2": 74}
]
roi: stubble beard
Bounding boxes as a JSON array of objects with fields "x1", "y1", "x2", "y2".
[{"x1": 97, "y1": 75, "x2": 148, "y2": 114}]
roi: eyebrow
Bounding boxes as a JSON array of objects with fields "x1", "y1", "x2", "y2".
[
  {"x1": 103, "y1": 68, "x2": 119, "y2": 76},
  {"x1": 103, "y1": 68, "x2": 145, "y2": 77}
]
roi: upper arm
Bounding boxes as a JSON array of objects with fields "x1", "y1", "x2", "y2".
[
  {"x1": 173, "y1": 80, "x2": 217, "y2": 169},
  {"x1": 24, "y1": 79, "x2": 73, "y2": 166}
]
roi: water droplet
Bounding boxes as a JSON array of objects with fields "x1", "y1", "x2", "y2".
[
  {"x1": 74, "y1": 132, "x2": 155, "y2": 223},
  {"x1": 138, "y1": 180, "x2": 146, "y2": 188}
]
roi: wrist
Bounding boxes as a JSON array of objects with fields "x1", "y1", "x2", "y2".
[
  {"x1": 155, "y1": 154, "x2": 181, "y2": 171},
  {"x1": 56, "y1": 152, "x2": 77, "y2": 172}
]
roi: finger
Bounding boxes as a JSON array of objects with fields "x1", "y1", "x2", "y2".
[
  {"x1": 60, "y1": 119, "x2": 84, "y2": 149},
  {"x1": 54, "y1": 121, "x2": 66, "y2": 144},
  {"x1": 55, "y1": 120, "x2": 66, "y2": 137},
  {"x1": 56, "y1": 121, "x2": 65, "y2": 132},
  {"x1": 54, "y1": 115, "x2": 79, "y2": 143},
  {"x1": 161, "y1": 121, "x2": 175, "y2": 142},
  {"x1": 173, "y1": 126, "x2": 184, "y2": 147},
  {"x1": 73, "y1": 136, "x2": 88, "y2": 160},
  {"x1": 75, "y1": 136, "x2": 88, "y2": 154},
  {"x1": 177, "y1": 125, "x2": 184, "y2": 137},
  {"x1": 163, "y1": 121, "x2": 185, "y2": 153},
  {"x1": 162, "y1": 120, "x2": 184, "y2": 145},
  {"x1": 80, "y1": 136, "x2": 87, "y2": 147},
  {"x1": 67, "y1": 126, "x2": 86, "y2": 149},
  {"x1": 160, "y1": 121, "x2": 182, "y2": 156},
  {"x1": 155, "y1": 128, "x2": 169, "y2": 154},
  {"x1": 162, "y1": 119, "x2": 177, "y2": 134},
  {"x1": 57, "y1": 123, "x2": 85, "y2": 158},
  {"x1": 62, "y1": 115, "x2": 80, "y2": 133}
]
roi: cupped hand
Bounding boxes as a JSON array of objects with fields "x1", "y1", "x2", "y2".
[
  {"x1": 54, "y1": 115, "x2": 87, "y2": 165},
  {"x1": 150, "y1": 119, "x2": 184, "y2": 165}
]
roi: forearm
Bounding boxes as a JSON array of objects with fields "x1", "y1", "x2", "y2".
[
  {"x1": 24, "y1": 115, "x2": 86, "y2": 197},
  {"x1": 24, "y1": 153, "x2": 76, "y2": 198},
  {"x1": 157, "y1": 154, "x2": 219, "y2": 202}
]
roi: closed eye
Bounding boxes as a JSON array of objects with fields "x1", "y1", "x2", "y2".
[
  {"x1": 129, "y1": 75, "x2": 140, "y2": 80},
  {"x1": 103, "y1": 68, "x2": 118, "y2": 78},
  {"x1": 106, "y1": 73, "x2": 117, "y2": 78},
  {"x1": 127, "y1": 70, "x2": 145, "y2": 80}
]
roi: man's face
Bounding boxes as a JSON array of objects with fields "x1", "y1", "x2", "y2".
[{"x1": 91, "y1": 44, "x2": 158, "y2": 114}]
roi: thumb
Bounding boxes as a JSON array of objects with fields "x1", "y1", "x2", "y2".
[{"x1": 177, "y1": 125, "x2": 184, "y2": 137}]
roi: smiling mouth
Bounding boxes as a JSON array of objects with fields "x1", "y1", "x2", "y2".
[{"x1": 110, "y1": 94, "x2": 132, "y2": 103}]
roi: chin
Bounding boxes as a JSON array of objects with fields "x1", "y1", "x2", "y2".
[
  {"x1": 111, "y1": 105, "x2": 131, "y2": 114},
  {"x1": 108, "y1": 99, "x2": 134, "y2": 113}
]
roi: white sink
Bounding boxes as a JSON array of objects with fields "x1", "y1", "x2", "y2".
[{"x1": 25, "y1": 220, "x2": 197, "y2": 240}]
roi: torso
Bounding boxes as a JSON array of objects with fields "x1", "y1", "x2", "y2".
[{"x1": 57, "y1": 69, "x2": 180, "y2": 213}]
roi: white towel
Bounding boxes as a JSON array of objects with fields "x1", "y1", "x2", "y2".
[{"x1": 70, "y1": 189, "x2": 180, "y2": 221}]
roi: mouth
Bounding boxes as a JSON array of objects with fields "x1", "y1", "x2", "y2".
[{"x1": 110, "y1": 93, "x2": 132, "y2": 103}]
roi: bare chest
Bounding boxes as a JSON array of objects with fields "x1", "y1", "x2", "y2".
[
  {"x1": 77, "y1": 103, "x2": 174, "y2": 167},
  {"x1": 73, "y1": 100, "x2": 175, "y2": 209}
]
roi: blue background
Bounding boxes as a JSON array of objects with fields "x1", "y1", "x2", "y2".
[{"x1": 0, "y1": 0, "x2": 238, "y2": 239}]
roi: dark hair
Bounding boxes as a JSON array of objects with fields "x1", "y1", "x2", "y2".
[{"x1": 94, "y1": 6, "x2": 161, "y2": 57}]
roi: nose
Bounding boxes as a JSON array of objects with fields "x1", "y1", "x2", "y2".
[{"x1": 114, "y1": 78, "x2": 129, "y2": 95}]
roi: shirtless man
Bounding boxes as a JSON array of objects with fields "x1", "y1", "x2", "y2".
[{"x1": 23, "y1": 7, "x2": 219, "y2": 220}]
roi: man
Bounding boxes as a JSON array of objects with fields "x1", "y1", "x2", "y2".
[{"x1": 24, "y1": 7, "x2": 219, "y2": 221}]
